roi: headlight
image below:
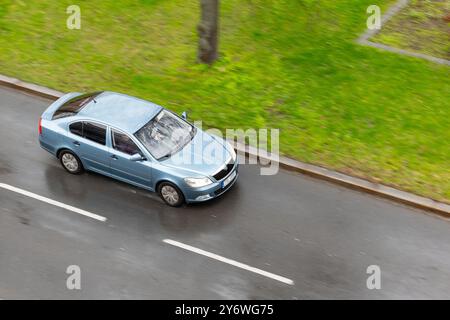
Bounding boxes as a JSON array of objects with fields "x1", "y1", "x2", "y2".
[
  {"x1": 226, "y1": 141, "x2": 237, "y2": 161},
  {"x1": 184, "y1": 177, "x2": 213, "y2": 188}
]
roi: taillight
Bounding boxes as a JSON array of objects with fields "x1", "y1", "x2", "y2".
[{"x1": 38, "y1": 118, "x2": 42, "y2": 135}]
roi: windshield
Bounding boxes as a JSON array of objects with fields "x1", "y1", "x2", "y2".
[{"x1": 135, "y1": 110, "x2": 196, "y2": 160}]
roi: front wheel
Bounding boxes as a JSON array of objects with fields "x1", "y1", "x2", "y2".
[
  {"x1": 158, "y1": 182, "x2": 184, "y2": 207},
  {"x1": 59, "y1": 150, "x2": 84, "y2": 175}
]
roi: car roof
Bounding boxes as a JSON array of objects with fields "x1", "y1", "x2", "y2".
[{"x1": 77, "y1": 91, "x2": 163, "y2": 133}]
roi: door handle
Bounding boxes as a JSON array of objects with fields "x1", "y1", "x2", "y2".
[
  {"x1": 73, "y1": 141, "x2": 80, "y2": 146},
  {"x1": 111, "y1": 155, "x2": 118, "y2": 160}
]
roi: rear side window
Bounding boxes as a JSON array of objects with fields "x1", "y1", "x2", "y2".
[
  {"x1": 69, "y1": 122, "x2": 83, "y2": 137},
  {"x1": 83, "y1": 122, "x2": 106, "y2": 145},
  {"x1": 52, "y1": 92, "x2": 102, "y2": 120},
  {"x1": 112, "y1": 130, "x2": 141, "y2": 155}
]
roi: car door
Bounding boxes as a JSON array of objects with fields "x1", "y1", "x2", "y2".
[
  {"x1": 109, "y1": 128, "x2": 152, "y2": 187},
  {"x1": 68, "y1": 121, "x2": 110, "y2": 173}
]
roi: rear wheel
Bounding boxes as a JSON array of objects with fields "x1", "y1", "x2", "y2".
[
  {"x1": 158, "y1": 182, "x2": 184, "y2": 207},
  {"x1": 59, "y1": 150, "x2": 84, "y2": 174}
]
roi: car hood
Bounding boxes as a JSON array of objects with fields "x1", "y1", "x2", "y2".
[{"x1": 159, "y1": 129, "x2": 232, "y2": 177}]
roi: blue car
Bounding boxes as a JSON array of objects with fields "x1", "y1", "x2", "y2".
[{"x1": 39, "y1": 91, "x2": 238, "y2": 206}]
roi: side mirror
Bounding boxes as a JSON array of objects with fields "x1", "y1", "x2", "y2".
[
  {"x1": 130, "y1": 153, "x2": 145, "y2": 162},
  {"x1": 181, "y1": 111, "x2": 187, "y2": 120}
]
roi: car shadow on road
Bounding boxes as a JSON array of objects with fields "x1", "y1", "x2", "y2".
[
  {"x1": 156, "y1": 182, "x2": 242, "y2": 238},
  {"x1": 43, "y1": 164, "x2": 241, "y2": 237}
]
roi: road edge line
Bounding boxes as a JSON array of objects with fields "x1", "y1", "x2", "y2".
[{"x1": 1, "y1": 73, "x2": 449, "y2": 217}]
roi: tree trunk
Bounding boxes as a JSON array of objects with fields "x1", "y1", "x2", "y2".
[{"x1": 198, "y1": 0, "x2": 219, "y2": 64}]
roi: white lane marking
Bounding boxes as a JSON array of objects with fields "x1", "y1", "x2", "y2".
[
  {"x1": 0, "y1": 183, "x2": 107, "y2": 222},
  {"x1": 163, "y1": 239, "x2": 294, "y2": 286}
]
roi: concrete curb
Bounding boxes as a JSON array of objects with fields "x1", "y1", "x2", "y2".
[
  {"x1": 1, "y1": 73, "x2": 449, "y2": 217},
  {"x1": 229, "y1": 141, "x2": 450, "y2": 218},
  {"x1": 357, "y1": 0, "x2": 410, "y2": 44},
  {"x1": 358, "y1": 40, "x2": 450, "y2": 66},
  {"x1": 0, "y1": 74, "x2": 64, "y2": 100}
]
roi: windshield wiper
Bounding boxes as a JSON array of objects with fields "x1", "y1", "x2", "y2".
[
  {"x1": 157, "y1": 152, "x2": 173, "y2": 161},
  {"x1": 157, "y1": 141, "x2": 187, "y2": 161}
]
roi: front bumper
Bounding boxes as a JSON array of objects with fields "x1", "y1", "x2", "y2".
[{"x1": 184, "y1": 162, "x2": 239, "y2": 203}]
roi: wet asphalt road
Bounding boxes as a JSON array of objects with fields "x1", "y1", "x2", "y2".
[{"x1": 0, "y1": 86, "x2": 449, "y2": 299}]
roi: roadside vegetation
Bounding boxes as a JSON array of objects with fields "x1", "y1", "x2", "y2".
[{"x1": 0, "y1": 0, "x2": 449, "y2": 202}]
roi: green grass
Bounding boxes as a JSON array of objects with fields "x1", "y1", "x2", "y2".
[
  {"x1": 372, "y1": 0, "x2": 450, "y2": 60},
  {"x1": 0, "y1": 0, "x2": 449, "y2": 202}
]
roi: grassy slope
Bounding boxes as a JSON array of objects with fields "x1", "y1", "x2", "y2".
[{"x1": 0, "y1": 0, "x2": 449, "y2": 201}]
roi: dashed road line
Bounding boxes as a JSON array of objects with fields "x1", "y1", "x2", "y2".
[
  {"x1": 0, "y1": 182, "x2": 293, "y2": 285},
  {"x1": 0, "y1": 182, "x2": 107, "y2": 222},
  {"x1": 163, "y1": 239, "x2": 294, "y2": 286}
]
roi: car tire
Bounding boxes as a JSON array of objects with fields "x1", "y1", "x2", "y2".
[
  {"x1": 59, "y1": 150, "x2": 84, "y2": 175},
  {"x1": 158, "y1": 182, "x2": 185, "y2": 207}
]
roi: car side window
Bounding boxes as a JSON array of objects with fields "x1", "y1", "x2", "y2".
[
  {"x1": 83, "y1": 122, "x2": 106, "y2": 145},
  {"x1": 112, "y1": 130, "x2": 141, "y2": 155},
  {"x1": 69, "y1": 121, "x2": 83, "y2": 137}
]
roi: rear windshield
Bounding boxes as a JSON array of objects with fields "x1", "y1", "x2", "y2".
[{"x1": 52, "y1": 92, "x2": 103, "y2": 120}]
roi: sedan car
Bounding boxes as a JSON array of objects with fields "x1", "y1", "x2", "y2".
[{"x1": 39, "y1": 91, "x2": 238, "y2": 206}]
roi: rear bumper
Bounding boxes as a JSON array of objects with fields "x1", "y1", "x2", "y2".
[
  {"x1": 39, "y1": 135, "x2": 57, "y2": 156},
  {"x1": 184, "y1": 163, "x2": 239, "y2": 203}
]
